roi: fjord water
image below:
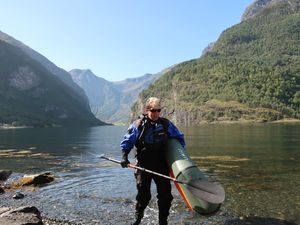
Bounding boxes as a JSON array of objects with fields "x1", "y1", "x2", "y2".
[{"x1": 0, "y1": 124, "x2": 299, "y2": 224}]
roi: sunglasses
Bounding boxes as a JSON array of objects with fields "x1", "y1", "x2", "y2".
[{"x1": 149, "y1": 108, "x2": 161, "y2": 113}]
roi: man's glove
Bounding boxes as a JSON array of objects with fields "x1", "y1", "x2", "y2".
[{"x1": 120, "y1": 151, "x2": 130, "y2": 168}]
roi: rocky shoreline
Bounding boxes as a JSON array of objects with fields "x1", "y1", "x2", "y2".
[
  {"x1": 0, "y1": 170, "x2": 76, "y2": 225},
  {"x1": 0, "y1": 205, "x2": 78, "y2": 225},
  {"x1": 0, "y1": 205, "x2": 81, "y2": 225},
  {"x1": 1, "y1": 170, "x2": 298, "y2": 225}
]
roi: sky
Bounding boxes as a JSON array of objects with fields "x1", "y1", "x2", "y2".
[{"x1": 1, "y1": 0, "x2": 254, "y2": 81}]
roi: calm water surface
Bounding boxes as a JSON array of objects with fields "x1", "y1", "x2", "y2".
[{"x1": 0, "y1": 124, "x2": 299, "y2": 224}]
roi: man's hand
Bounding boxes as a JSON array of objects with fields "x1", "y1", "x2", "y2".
[{"x1": 120, "y1": 151, "x2": 130, "y2": 168}]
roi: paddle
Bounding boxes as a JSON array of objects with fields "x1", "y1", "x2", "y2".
[{"x1": 99, "y1": 155, "x2": 225, "y2": 204}]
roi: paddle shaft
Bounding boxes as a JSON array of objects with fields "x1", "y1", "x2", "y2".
[{"x1": 100, "y1": 155, "x2": 180, "y2": 183}]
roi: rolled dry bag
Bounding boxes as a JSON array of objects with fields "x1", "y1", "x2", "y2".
[{"x1": 165, "y1": 138, "x2": 221, "y2": 214}]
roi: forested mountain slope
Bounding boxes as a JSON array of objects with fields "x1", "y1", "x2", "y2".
[{"x1": 132, "y1": 0, "x2": 300, "y2": 125}]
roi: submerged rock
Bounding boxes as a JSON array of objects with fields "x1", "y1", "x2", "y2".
[
  {"x1": 22, "y1": 172, "x2": 54, "y2": 186},
  {"x1": 0, "y1": 170, "x2": 12, "y2": 181},
  {"x1": 0, "y1": 206, "x2": 43, "y2": 225},
  {"x1": 2, "y1": 172, "x2": 55, "y2": 193}
]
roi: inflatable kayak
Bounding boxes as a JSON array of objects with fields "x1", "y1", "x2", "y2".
[{"x1": 165, "y1": 138, "x2": 223, "y2": 214}]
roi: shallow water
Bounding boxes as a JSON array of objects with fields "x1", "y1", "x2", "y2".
[{"x1": 0, "y1": 124, "x2": 299, "y2": 224}]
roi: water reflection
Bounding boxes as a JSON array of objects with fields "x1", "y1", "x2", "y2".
[
  {"x1": 180, "y1": 124, "x2": 300, "y2": 224},
  {"x1": 0, "y1": 126, "x2": 127, "y2": 172}
]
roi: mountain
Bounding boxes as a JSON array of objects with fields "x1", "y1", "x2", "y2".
[
  {"x1": 0, "y1": 31, "x2": 105, "y2": 127},
  {"x1": 69, "y1": 69, "x2": 120, "y2": 123},
  {"x1": 69, "y1": 69, "x2": 167, "y2": 124},
  {"x1": 0, "y1": 31, "x2": 90, "y2": 110},
  {"x1": 242, "y1": 0, "x2": 300, "y2": 21},
  {"x1": 132, "y1": 0, "x2": 300, "y2": 125}
]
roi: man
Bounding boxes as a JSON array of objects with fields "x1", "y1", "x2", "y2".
[{"x1": 120, "y1": 97, "x2": 185, "y2": 225}]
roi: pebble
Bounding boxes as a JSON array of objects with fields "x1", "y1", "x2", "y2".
[{"x1": 13, "y1": 192, "x2": 25, "y2": 199}]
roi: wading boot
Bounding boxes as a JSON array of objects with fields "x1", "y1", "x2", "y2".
[
  {"x1": 159, "y1": 216, "x2": 168, "y2": 225},
  {"x1": 132, "y1": 212, "x2": 144, "y2": 225}
]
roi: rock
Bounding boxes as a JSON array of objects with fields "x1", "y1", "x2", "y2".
[
  {"x1": 21, "y1": 172, "x2": 54, "y2": 186},
  {"x1": 201, "y1": 42, "x2": 216, "y2": 56},
  {"x1": 241, "y1": 0, "x2": 300, "y2": 21},
  {"x1": 0, "y1": 207, "x2": 10, "y2": 214},
  {"x1": 0, "y1": 206, "x2": 43, "y2": 225},
  {"x1": 13, "y1": 192, "x2": 25, "y2": 199},
  {"x1": 0, "y1": 170, "x2": 12, "y2": 181},
  {"x1": 8, "y1": 66, "x2": 40, "y2": 91}
]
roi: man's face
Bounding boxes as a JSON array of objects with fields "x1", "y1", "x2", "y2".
[{"x1": 147, "y1": 104, "x2": 161, "y2": 121}]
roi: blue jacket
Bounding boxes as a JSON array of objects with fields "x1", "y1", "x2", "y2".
[{"x1": 120, "y1": 117, "x2": 185, "y2": 154}]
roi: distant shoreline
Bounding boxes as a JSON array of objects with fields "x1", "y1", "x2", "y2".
[
  {"x1": 197, "y1": 118, "x2": 300, "y2": 125},
  {"x1": 0, "y1": 124, "x2": 32, "y2": 129},
  {"x1": 271, "y1": 118, "x2": 300, "y2": 123},
  {"x1": 1, "y1": 118, "x2": 300, "y2": 129}
]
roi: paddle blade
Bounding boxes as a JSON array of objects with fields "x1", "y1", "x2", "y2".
[{"x1": 184, "y1": 179, "x2": 225, "y2": 204}]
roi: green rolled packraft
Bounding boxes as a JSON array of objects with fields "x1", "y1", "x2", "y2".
[{"x1": 165, "y1": 138, "x2": 221, "y2": 214}]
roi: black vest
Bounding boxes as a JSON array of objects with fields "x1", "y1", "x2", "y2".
[{"x1": 134, "y1": 115, "x2": 169, "y2": 168}]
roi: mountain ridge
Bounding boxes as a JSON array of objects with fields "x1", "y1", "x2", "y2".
[
  {"x1": 242, "y1": 0, "x2": 300, "y2": 21},
  {"x1": 69, "y1": 69, "x2": 163, "y2": 124},
  {"x1": 0, "y1": 31, "x2": 105, "y2": 127},
  {"x1": 0, "y1": 31, "x2": 90, "y2": 110}
]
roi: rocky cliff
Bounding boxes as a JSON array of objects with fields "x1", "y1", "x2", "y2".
[
  {"x1": 0, "y1": 32, "x2": 105, "y2": 127},
  {"x1": 242, "y1": 0, "x2": 300, "y2": 21}
]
